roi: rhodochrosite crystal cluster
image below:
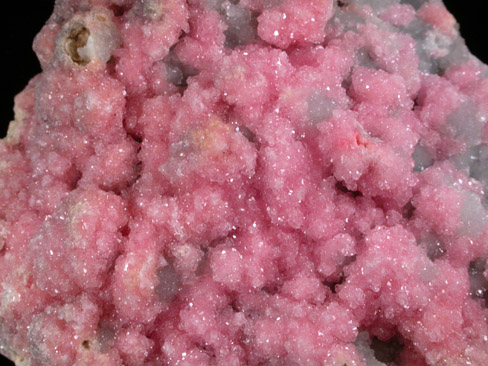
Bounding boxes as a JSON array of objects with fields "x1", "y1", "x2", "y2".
[{"x1": 1, "y1": 0, "x2": 488, "y2": 365}]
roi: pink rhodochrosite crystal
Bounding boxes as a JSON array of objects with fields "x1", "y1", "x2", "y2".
[{"x1": 2, "y1": 0, "x2": 488, "y2": 365}]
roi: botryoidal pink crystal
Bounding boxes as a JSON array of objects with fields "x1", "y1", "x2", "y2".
[{"x1": 1, "y1": 0, "x2": 488, "y2": 365}]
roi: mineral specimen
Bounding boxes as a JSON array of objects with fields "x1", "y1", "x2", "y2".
[{"x1": 1, "y1": 0, "x2": 488, "y2": 365}]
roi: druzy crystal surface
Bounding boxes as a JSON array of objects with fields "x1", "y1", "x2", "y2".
[{"x1": 1, "y1": 0, "x2": 488, "y2": 365}]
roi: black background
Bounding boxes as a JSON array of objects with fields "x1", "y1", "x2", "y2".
[
  {"x1": 0, "y1": 1, "x2": 486, "y2": 138},
  {"x1": 0, "y1": 0, "x2": 486, "y2": 365}
]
